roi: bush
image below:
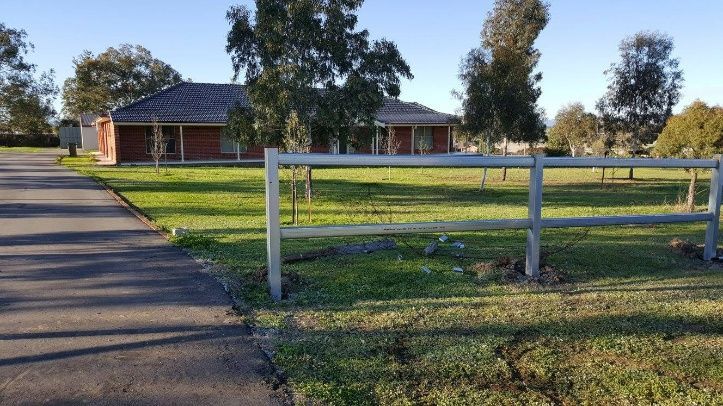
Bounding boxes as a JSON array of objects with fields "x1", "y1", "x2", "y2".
[{"x1": 0, "y1": 133, "x2": 59, "y2": 147}]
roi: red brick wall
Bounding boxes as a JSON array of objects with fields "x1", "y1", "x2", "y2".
[
  {"x1": 111, "y1": 122, "x2": 119, "y2": 163},
  {"x1": 182, "y1": 126, "x2": 222, "y2": 161},
  {"x1": 432, "y1": 126, "x2": 451, "y2": 153},
  {"x1": 118, "y1": 126, "x2": 152, "y2": 163},
  {"x1": 97, "y1": 119, "x2": 119, "y2": 164},
  {"x1": 116, "y1": 125, "x2": 228, "y2": 163},
  {"x1": 394, "y1": 126, "x2": 413, "y2": 154},
  {"x1": 113, "y1": 122, "x2": 455, "y2": 163}
]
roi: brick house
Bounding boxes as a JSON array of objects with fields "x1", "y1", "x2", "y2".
[{"x1": 97, "y1": 82, "x2": 458, "y2": 164}]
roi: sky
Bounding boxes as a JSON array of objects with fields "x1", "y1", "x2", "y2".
[{"x1": 4, "y1": 0, "x2": 723, "y2": 119}]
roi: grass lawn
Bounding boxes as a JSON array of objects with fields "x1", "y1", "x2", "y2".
[
  {"x1": 0, "y1": 146, "x2": 54, "y2": 153},
  {"x1": 63, "y1": 155, "x2": 722, "y2": 405}
]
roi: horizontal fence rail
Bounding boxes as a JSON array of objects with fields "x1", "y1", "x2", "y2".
[
  {"x1": 278, "y1": 153, "x2": 535, "y2": 167},
  {"x1": 264, "y1": 149, "x2": 723, "y2": 301},
  {"x1": 541, "y1": 213, "x2": 714, "y2": 228},
  {"x1": 281, "y1": 219, "x2": 532, "y2": 239},
  {"x1": 543, "y1": 157, "x2": 718, "y2": 168}
]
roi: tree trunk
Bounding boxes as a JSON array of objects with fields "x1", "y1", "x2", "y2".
[
  {"x1": 501, "y1": 137, "x2": 508, "y2": 181},
  {"x1": 291, "y1": 166, "x2": 298, "y2": 225},
  {"x1": 480, "y1": 137, "x2": 491, "y2": 191},
  {"x1": 305, "y1": 166, "x2": 313, "y2": 198},
  {"x1": 686, "y1": 171, "x2": 698, "y2": 213},
  {"x1": 628, "y1": 151, "x2": 635, "y2": 180},
  {"x1": 306, "y1": 166, "x2": 312, "y2": 222}
]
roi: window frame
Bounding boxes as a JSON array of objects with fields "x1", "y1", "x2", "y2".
[
  {"x1": 220, "y1": 133, "x2": 247, "y2": 154},
  {"x1": 413, "y1": 126, "x2": 434, "y2": 152},
  {"x1": 145, "y1": 126, "x2": 176, "y2": 155}
]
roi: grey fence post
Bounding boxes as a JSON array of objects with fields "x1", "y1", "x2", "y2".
[
  {"x1": 704, "y1": 154, "x2": 722, "y2": 260},
  {"x1": 525, "y1": 155, "x2": 544, "y2": 277},
  {"x1": 265, "y1": 148, "x2": 282, "y2": 300}
]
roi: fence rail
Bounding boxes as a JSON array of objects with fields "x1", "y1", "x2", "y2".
[{"x1": 264, "y1": 149, "x2": 723, "y2": 301}]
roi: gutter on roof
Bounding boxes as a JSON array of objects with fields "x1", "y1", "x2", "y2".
[
  {"x1": 111, "y1": 121, "x2": 226, "y2": 127},
  {"x1": 376, "y1": 122, "x2": 458, "y2": 127}
]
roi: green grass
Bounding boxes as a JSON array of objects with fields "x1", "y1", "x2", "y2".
[
  {"x1": 0, "y1": 146, "x2": 53, "y2": 153},
  {"x1": 62, "y1": 155, "x2": 723, "y2": 405}
]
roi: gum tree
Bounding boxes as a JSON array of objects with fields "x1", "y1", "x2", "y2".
[
  {"x1": 597, "y1": 31, "x2": 683, "y2": 179},
  {"x1": 456, "y1": 0, "x2": 549, "y2": 182},
  {"x1": 455, "y1": 49, "x2": 496, "y2": 190},
  {"x1": 225, "y1": 0, "x2": 411, "y2": 146},
  {"x1": 226, "y1": 0, "x2": 412, "y2": 203}
]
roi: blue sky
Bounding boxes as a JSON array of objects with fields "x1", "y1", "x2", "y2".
[{"x1": 4, "y1": 0, "x2": 723, "y2": 119}]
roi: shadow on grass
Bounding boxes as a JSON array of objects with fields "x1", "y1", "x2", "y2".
[
  {"x1": 109, "y1": 178, "x2": 711, "y2": 222},
  {"x1": 175, "y1": 220, "x2": 719, "y2": 309}
]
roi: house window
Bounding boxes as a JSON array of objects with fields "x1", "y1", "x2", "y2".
[
  {"x1": 220, "y1": 134, "x2": 246, "y2": 153},
  {"x1": 414, "y1": 127, "x2": 434, "y2": 152},
  {"x1": 145, "y1": 126, "x2": 176, "y2": 154}
]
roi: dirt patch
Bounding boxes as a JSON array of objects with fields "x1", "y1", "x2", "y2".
[
  {"x1": 668, "y1": 238, "x2": 723, "y2": 271},
  {"x1": 281, "y1": 238, "x2": 396, "y2": 264},
  {"x1": 386, "y1": 335, "x2": 413, "y2": 364},
  {"x1": 669, "y1": 238, "x2": 704, "y2": 259},
  {"x1": 472, "y1": 256, "x2": 514, "y2": 274},
  {"x1": 472, "y1": 256, "x2": 566, "y2": 286},
  {"x1": 253, "y1": 267, "x2": 305, "y2": 299}
]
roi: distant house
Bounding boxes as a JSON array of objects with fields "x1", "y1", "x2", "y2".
[
  {"x1": 96, "y1": 82, "x2": 458, "y2": 164},
  {"x1": 80, "y1": 113, "x2": 99, "y2": 150}
]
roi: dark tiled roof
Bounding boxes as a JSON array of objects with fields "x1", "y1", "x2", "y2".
[
  {"x1": 79, "y1": 113, "x2": 99, "y2": 126},
  {"x1": 376, "y1": 99, "x2": 457, "y2": 125},
  {"x1": 110, "y1": 82, "x2": 455, "y2": 125},
  {"x1": 111, "y1": 83, "x2": 251, "y2": 124}
]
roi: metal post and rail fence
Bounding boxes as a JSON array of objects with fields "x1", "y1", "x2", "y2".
[{"x1": 264, "y1": 148, "x2": 723, "y2": 301}]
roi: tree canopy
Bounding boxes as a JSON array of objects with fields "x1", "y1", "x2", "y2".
[
  {"x1": 456, "y1": 0, "x2": 549, "y2": 151},
  {"x1": 0, "y1": 22, "x2": 57, "y2": 135},
  {"x1": 655, "y1": 101, "x2": 723, "y2": 160},
  {"x1": 547, "y1": 102, "x2": 598, "y2": 156},
  {"x1": 225, "y1": 0, "x2": 412, "y2": 149},
  {"x1": 654, "y1": 101, "x2": 723, "y2": 211},
  {"x1": 597, "y1": 31, "x2": 683, "y2": 154},
  {"x1": 61, "y1": 44, "x2": 182, "y2": 118}
]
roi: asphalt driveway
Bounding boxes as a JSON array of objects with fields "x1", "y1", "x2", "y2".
[{"x1": 0, "y1": 151, "x2": 278, "y2": 405}]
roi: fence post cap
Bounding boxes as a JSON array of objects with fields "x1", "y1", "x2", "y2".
[{"x1": 532, "y1": 153, "x2": 546, "y2": 166}]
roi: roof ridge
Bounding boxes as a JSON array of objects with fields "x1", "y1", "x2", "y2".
[
  {"x1": 411, "y1": 101, "x2": 453, "y2": 116},
  {"x1": 182, "y1": 81, "x2": 247, "y2": 87}
]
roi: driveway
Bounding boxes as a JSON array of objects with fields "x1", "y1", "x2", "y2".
[{"x1": 0, "y1": 151, "x2": 278, "y2": 405}]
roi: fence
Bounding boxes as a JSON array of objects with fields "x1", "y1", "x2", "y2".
[
  {"x1": 59, "y1": 127, "x2": 82, "y2": 149},
  {"x1": 264, "y1": 148, "x2": 722, "y2": 301}
]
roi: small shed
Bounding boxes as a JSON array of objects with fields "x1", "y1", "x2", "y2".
[{"x1": 80, "y1": 113, "x2": 99, "y2": 150}]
